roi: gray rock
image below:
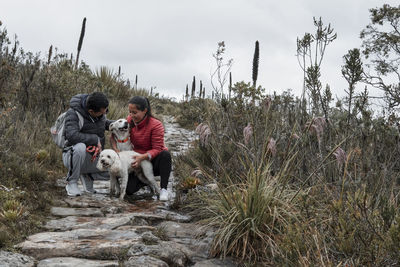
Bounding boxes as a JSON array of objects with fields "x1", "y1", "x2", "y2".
[
  {"x1": 124, "y1": 255, "x2": 168, "y2": 267},
  {"x1": 158, "y1": 221, "x2": 205, "y2": 239},
  {"x1": 156, "y1": 209, "x2": 192, "y2": 223},
  {"x1": 0, "y1": 250, "x2": 35, "y2": 267},
  {"x1": 157, "y1": 221, "x2": 215, "y2": 261},
  {"x1": 193, "y1": 258, "x2": 237, "y2": 267},
  {"x1": 141, "y1": 231, "x2": 160, "y2": 244},
  {"x1": 37, "y1": 257, "x2": 118, "y2": 267},
  {"x1": 206, "y1": 183, "x2": 219, "y2": 191},
  {"x1": 63, "y1": 194, "x2": 115, "y2": 208},
  {"x1": 16, "y1": 228, "x2": 141, "y2": 260},
  {"x1": 116, "y1": 225, "x2": 156, "y2": 233},
  {"x1": 44, "y1": 215, "x2": 132, "y2": 231},
  {"x1": 50, "y1": 207, "x2": 104, "y2": 217},
  {"x1": 123, "y1": 209, "x2": 191, "y2": 226},
  {"x1": 127, "y1": 240, "x2": 192, "y2": 267}
]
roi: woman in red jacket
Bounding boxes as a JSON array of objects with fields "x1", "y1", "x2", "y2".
[{"x1": 114, "y1": 96, "x2": 171, "y2": 201}]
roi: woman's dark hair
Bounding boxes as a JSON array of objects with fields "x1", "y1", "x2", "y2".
[
  {"x1": 128, "y1": 96, "x2": 153, "y2": 117},
  {"x1": 87, "y1": 92, "x2": 109, "y2": 112}
]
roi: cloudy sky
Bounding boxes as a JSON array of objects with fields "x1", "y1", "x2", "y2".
[{"x1": 1, "y1": 0, "x2": 397, "y2": 101}]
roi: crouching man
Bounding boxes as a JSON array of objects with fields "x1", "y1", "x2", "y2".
[{"x1": 63, "y1": 92, "x2": 113, "y2": 196}]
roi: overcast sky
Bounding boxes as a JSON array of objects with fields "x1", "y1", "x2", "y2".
[{"x1": 1, "y1": 0, "x2": 398, "y2": 101}]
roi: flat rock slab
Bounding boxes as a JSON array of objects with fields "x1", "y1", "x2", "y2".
[
  {"x1": 50, "y1": 207, "x2": 104, "y2": 217},
  {"x1": 124, "y1": 255, "x2": 168, "y2": 267},
  {"x1": 107, "y1": 210, "x2": 191, "y2": 225},
  {"x1": 44, "y1": 215, "x2": 132, "y2": 231},
  {"x1": 115, "y1": 225, "x2": 156, "y2": 232},
  {"x1": 0, "y1": 250, "x2": 35, "y2": 267},
  {"x1": 37, "y1": 257, "x2": 119, "y2": 267},
  {"x1": 64, "y1": 194, "x2": 118, "y2": 208},
  {"x1": 63, "y1": 195, "x2": 159, "y2": 213},
  {"x1": 16, "y1": 228, "x2": 141, "y2": 260}
]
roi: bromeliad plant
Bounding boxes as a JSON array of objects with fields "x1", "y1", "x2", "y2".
[{"x1": 205, "y1": 146, "x2": 304, "y2": 264}]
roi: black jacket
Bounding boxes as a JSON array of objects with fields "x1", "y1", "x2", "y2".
[{"x1": 64, "y1": 94, "x2": 112, "y2": 148}]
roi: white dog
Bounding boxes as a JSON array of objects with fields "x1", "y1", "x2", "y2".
[
  {"x1": 96, "y1": 149, "x2": 160, "y2": 200},
  {"x1": 109, "y1": 119, "x2": 132, "y2": 151}
]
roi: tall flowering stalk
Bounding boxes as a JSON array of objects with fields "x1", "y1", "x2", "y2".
[
  {"x1": 267, "y1": 137, "x2": 277, "y2": 156},
  {"x1": 75, "y1": 17, "x2": 86, "y2": 69},
  {"x1": 305, "y1": 117, "x2": 326, "y2": 143},
  {"x1": 243, "y1": 123, "x2": 253, "y2": 146},
  {"x1": 333, "y1": 147, "x2": 346, "y2": 168},
  {"x1": 195, "y1": 123, "x2": 211, "y2": 146}
]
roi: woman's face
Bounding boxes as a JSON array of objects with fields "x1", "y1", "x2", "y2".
[{"x1": 129, "y1": 103, "x2": 147, "y2": 124}]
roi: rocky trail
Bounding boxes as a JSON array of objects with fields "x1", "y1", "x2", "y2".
[{"x1": 1, "y1": 116, "x2": 236, "y2": 267}]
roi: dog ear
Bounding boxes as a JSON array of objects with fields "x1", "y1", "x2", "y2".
[
  {"x1": 109, "y1": 122, "x2": 116, "y2": 131},
  {"x1": 96, "y1": 155, "x2": 105, "y2": 171},
  {"x1": 110, "y1": 153, "x2": 122, "y2": 173}
]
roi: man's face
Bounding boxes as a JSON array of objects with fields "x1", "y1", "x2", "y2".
[{"x1": 89, "y1": 107, "x2": 108, "y2": 118}]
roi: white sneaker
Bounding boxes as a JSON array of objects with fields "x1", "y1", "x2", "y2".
[
  {"x1": 80, "y1": 174, "x2": 96, "y2": 194},
  {"x1": 66, "y1": 182, "x2": 81, "y2": 197},
  {"x1": 159, "y1": 188, "x2": 169, "y2": 201}
]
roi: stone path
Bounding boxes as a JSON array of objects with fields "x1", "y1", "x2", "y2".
[{"x1": 1, "y1": 116, "x2": 236, "y2": 267}]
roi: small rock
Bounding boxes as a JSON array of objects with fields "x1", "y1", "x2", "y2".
[
  {"x1": 124, "y1": 255, "x2": 168, "y2": 267},
  {"x1": 127, "y1": 240, "x2": 191, "y2": 267},
  {"x1": 141, "y1": 231, "x2": 160, "y2": 244},
  {"x1": 0, "y1": 250, "x2": 35, "y2": 267},
  {"x1": 206, "y1": 183, "x2": 218, "y2": 191}
]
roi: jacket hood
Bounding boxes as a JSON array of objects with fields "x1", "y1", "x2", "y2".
[{"x1": 69, "y1": 94, "x2": 88, "y2": 116}]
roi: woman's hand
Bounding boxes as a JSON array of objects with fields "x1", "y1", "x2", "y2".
[{"x1": 131, "y1": 153, "x2": 149, "y2": 168}]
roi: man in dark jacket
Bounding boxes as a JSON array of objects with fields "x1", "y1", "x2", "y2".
[{"x1": 63, "y1": 92, "x2": 113, "y2": 196}]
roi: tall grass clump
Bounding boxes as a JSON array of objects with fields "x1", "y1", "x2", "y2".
[{"x1": 207, "y1": 155, "x2": 303, "y2": 264}]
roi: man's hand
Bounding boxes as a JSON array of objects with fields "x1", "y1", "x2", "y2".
[
  {"x1": 131, "y1": 153, "x2": 148, "y2": 168},
  {"x1": 97, "y1": 141, "x2": 102, "y2": 153},
  {"x1": 86, "y1": 143, "x2": 102, "y2": 162}
]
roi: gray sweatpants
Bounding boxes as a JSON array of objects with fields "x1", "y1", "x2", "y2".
[{"x1": 62, "y1": 143, "x2": 109, "y2": 182}]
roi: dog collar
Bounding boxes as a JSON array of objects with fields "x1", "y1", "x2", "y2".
[{"x1": 117, "y1": 137, "x2": 130, "y2": 143}]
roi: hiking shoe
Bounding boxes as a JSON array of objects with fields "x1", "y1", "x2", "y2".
[
  {"x1": 159, "y1": 188, "x2": 169, "y2": 201},
  {"x1": 80, "y1": 174, "x2": 97, "y2": 194},
  {"x1": 66, "y1": 182, "x2": 81, "y2": 197}
]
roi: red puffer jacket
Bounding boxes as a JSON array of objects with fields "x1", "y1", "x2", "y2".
[{"x1": 126, "y1": 115, "x2": 168, "y2": 159}]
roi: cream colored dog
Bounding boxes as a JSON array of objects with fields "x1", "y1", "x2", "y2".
[
  {"x1": 96, "y1": 149, "x2": 160, "y2": 200},
  {"x1": 109, "y1": 119, "x2": 132, "y2": 151}
]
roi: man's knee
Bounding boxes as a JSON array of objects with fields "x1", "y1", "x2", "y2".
[{"x1": 73, "y1": 143, "x2": 87, "y2": 156}]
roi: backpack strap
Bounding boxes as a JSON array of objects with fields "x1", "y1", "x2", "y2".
[{"x1": 75, "y1": 111, "x2": 84, "y2": 129}]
